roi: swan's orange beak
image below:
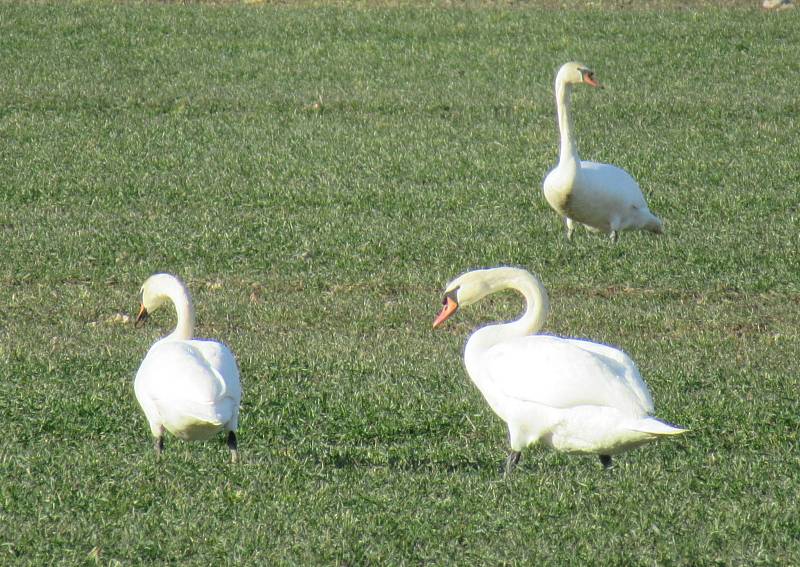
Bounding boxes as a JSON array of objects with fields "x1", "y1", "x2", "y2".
[
  {"x1": 433, "y1": 296, "x2": 458, "y2": 329},
  {"x1": 135, "y1": 305, "x2": 150, "y2": 328},
  {"x1": 583, "y1": 72, "x2": 603, "y2": 89}
]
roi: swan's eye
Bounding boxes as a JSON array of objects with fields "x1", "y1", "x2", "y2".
[{"x1": 443, "y1": 288, "x2": 459, "y2": 305}]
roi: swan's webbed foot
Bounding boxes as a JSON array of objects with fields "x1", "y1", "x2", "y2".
[
  {"x1": 227, "y1": 431, "x2": 239, "y2": 464},
  {"x1": 599, "y1": 454, "x2": 613, "y2": 469},
  {"x1": 504, "y1": 450, "x2": 522, "y2": 478},
  {"x1": 154, "y1": 435, "x2": 164, "y2": 456}
]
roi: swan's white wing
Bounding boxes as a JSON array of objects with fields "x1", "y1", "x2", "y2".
[
  {"x1": 560, "y1": 338, "x2": 654, "y2": 412},
  {"x1": 135, "y1": 340, "x2": 237, "y2": 426},
  {"x1": 187, "y1": 339, "x2": 242, "y2": 406},
  {"x1": 579, "y1": 161, "x2": 648, "y2": 208},
  {"x1": 479, "y1": 335, "x2": 650, "y2": 416}
]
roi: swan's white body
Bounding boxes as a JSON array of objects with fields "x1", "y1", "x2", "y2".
[
  {"x1": 134, "y1": 274, "x2": 241, "y2": 457},
  {"x1": 135, "y1": 339, "x2": 241, "y2": 442},
  {"x1": 434, "y1": 267, "x2": 685, "y2": 468},
  {"x1": 542, "y1": 62, "x2": 664, "y2": 242}
]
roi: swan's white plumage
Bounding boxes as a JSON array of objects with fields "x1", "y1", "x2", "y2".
[
  {"x1": 560, "y1": 337, "x2": 654, "y2": 411},
  {"x1": 134, "y1": 274, "x2": 241, "y2": 453},
  {"x1": 542, "y1": 62, "x2": 664, "y2": 241},
  {"x1": 135, "y1": 340, "x2": 240, "y2": 440},
  {"x1": 478, "y1": 336, "x2": 651, "y2": 414},
  {"x1": 434, "y1": 267, "x2": 685, "y2": 463}
]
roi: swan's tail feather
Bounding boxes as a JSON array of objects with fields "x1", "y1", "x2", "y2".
[{"x1": 630, "y1": 417, "x2": 688, "y2": 436}]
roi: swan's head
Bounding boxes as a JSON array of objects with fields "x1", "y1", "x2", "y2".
[
  {"x1": 556, "y1": 61, "x2": 603, "y2": 89},
  {"x1": 433, "y1": 267, "x2": 528, "y2": 329},
  {"x1": 135, "y1": 273, "x2": 188, "y2": 328}
]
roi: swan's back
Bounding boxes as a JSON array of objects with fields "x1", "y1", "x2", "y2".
[
  {"x1": 135, "y1": 338, "x2": 241, "y2": 439},
  {"x1": 476, "y1": 335, "x2": 652, "y2": 418},
  {"x1": 579, "y1": 161, "x2": 645, "y2": 205},
  {"x1": 568, "y1": 161, "x2": 661, "y2": 233},
  {"x1": 185, "y1": 339, "x2": 242, "y2": 402},
  {"x1": 560, "y1": 337, "x2": 654, "y2": 412}
]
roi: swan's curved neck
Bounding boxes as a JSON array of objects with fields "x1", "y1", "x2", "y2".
[
  {"x1": 556, "y1": 79, "x2": 579, "y2": 165},
  {"x1": 465, "y1": 271, "x2": 549, "y2": 367},
  {"x1": 162, "y1": 283, "x2": 195, "y2": 341}
]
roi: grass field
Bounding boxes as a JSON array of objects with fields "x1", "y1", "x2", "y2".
[{"x1": 1, "y1": 1, "x2": 799, "y2": 564}]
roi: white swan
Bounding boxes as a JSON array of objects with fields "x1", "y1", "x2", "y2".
[
  {"x1": 433, "y1": 267, "x2": 685, "y2": 474},
  {"x1": 542, "y1": 62, "x2": 664, "y2": 243},
  {"x1": 134, "y1": 273, "x2": 242, "y2": 462}
]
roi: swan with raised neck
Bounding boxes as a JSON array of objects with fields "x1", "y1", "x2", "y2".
[{"x1": 542, "y1": 62, "x2": 664, "y2": 242}]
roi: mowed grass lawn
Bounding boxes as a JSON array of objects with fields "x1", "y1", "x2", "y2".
[{"x1": 1, "y1": 1, "x2": 798, "y2": 564}]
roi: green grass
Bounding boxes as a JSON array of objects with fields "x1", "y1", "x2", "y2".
[{"x1": 1, "y1": 1, "x2": 799, "y2": 564}]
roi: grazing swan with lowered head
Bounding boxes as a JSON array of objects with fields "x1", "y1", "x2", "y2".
[
  {"x1": 433, "y1": 267, "x2": 686, "y2": 474},
  {"x1": 134, "y1": 273, "x2": 242, "y2": 462},
  {"x1": 542, "y1": 62, "x2": 664, "y2": 243}
]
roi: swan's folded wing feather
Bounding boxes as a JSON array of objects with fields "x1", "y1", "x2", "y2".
[
  {"x1": 560, "y1": 338, "x2": 654, "y2": 412},
  {"x1": 187, "y1": 339, "x2": 242, "y2": 404},
  {"x1": 579, "y1": 161, "x2": 647, "y2": 207},
  {"x1": 481, "y1": 336, "x2": 650, "y2": 415},
  {"x1": 136, "y1": 341, "x2": 238, "y2": 420}
]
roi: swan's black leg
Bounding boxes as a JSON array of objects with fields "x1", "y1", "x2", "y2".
[
  {"x1": 504, "y1": 450, "x2": 522, "y2": 477},
  {"x1": 154, "y1": 435, "x2": 164, "y2": 455},
  {"x1": 227, "y1": 431, "x2": 239, "y2": 463},
  {"x1": 565, "y1": 218, "x2": 575, "y2": 240},
  {"x1": 599, "y1": 454, "x2": 612, "y2": 469}
]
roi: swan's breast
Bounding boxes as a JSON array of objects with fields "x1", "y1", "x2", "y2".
[{"x1": 543, "y1": 165, "x2": 576, "y2": 216}]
